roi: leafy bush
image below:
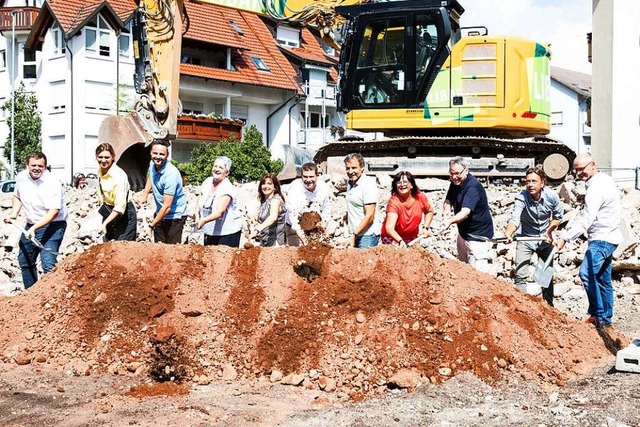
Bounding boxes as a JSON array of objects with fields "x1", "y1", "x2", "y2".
[
  {"x1": 182, "y1": 125, "x2": 283, "y2": 185},
  {"x1": 1, "y1": 82, "x2": 42, "y2": 167}
]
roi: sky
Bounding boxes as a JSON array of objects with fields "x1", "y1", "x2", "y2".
[{"x1": 460, "y1": 0, "x2": 592, "y2": 74}]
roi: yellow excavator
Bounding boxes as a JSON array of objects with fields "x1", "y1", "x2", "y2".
[{"x1": 98, "y1": 0, "x2": 575, "y2": 181}]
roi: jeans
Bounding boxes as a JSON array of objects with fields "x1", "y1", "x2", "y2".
[
  {"x1": 515, "y1": 240, "x2": 555, "y2": 306},
  {"x1": 579, "y1": 240, "x2": 617, "y2": 327},
  {"x1": 18, "y1": 221, "x2": 67, "y2": 289},
  {"x1": 355, "y1": 234, "x2": 379, "y2": 248}
]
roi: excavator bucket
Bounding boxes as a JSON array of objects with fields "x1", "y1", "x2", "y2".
[
  {"x1": 278, "y1": 145, "x2": 315, "y2": 182},
  {"x1": 98, "y1": 113, "x2": 154, "y2": 161}
]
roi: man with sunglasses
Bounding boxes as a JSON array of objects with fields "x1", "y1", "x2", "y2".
[
  {"x1": 554, "y1": 153, "x2": 622, "y2": 330},
  {"x1": 442, "y1": 157, "x2": 494, "y2": 273}
]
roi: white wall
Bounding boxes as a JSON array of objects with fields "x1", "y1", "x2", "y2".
[
  {"x1": 592, "y1": 0, "x2": 640, "y2": 188},
  {"x1": 549, "y1": 82, "x2": 590, "y2": 155}
]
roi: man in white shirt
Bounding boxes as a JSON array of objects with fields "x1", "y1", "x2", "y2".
[
  {"x1": 344, "y1": 153, "x2": 379, "y2": 248},
  {"x1": 285, "y1": 162, "x2": 331, "y2": 246},
  {"x1": 5, "y1": 152, "x2": 68, "y2": 289},
  {"x1": 554, "y1": 153, "x2": 622, "y2": 329}
]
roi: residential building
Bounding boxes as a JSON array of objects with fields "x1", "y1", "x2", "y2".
[
  {"x1": 0, "y1": 0, "x2": 43, "y2": 174},
  {"x1": 0, "y1": 0, "x2": 342, "y2": 187},
  {"x1": 549, "y1": 66, "x2": 591, "y2": 156}
]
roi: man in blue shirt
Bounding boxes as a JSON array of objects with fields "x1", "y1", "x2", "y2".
[
  {"x1": 135, "y1": 141, "x2": 187, "y2": 244},
  {"x1": 505, "y1": 165, "x2": 563, "y2": 306},
  {"x1": 443, "y1": 157, "x2": 494, "y2": 273}
]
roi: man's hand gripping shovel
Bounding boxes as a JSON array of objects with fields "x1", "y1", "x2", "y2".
[{"x1": 6, "y1": 220, "x2": 61, "y2": 256}]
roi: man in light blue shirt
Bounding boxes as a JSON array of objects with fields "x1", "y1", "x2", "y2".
[
  {"x1": 135, "y1": 141, "x2": 187, "y2": 244},
  {"x1": 505, "y1": 165, "x2": 563, "y2": 306}
]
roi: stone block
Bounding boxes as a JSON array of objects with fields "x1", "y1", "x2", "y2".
[{"x1": 615, "y1": 338, "x2": 640, "y2": 373}]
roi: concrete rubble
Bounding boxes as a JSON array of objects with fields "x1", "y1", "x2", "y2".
[{"x1": 0, "y1": 174, "x2": 639, "y2": 304}]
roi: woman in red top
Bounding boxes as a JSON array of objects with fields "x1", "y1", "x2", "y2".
[{"x1": 381, "y1": 171, "x2": 435, "y2": 246}]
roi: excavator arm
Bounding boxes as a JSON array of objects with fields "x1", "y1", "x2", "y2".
[{"x1": 98, "y1": 0, "x2": 184, "y2": 158}]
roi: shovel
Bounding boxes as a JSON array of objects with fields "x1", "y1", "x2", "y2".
[
  {"x1": 467, "y1": 233, "x2": 547, "y2": 243},
  {"x1": 8, "y1": 221, "x2": 61, "y2": 256},
  {"x1": 533, "y1": 246, "x2": 557, "y2": 289}
]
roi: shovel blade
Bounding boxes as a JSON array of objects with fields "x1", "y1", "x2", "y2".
[{"x1": 533, "y1": 260, "x2": 554, "y2": 289}]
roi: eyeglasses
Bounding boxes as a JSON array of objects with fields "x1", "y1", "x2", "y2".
[
  {"x1": 573, "y1": 161, "x2": 593, "y2": 173},
  {"x1": 449, "y1": 168, "x2": 466, "y2": 177}
]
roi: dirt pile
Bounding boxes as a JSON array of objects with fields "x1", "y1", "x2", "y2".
[{"x1": 0, "y1": 242, "x2": 619, "y2": 398}]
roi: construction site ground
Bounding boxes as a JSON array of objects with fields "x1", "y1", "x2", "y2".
[{"x1": 0, "y1": 241, "x2": 639, "y2": 426}]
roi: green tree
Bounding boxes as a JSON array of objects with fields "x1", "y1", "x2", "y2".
[
  {"x1": 1, "y1": 82, "x2": 42, "y2": 167},
  {"x1": 182, "y1": 125, "x2": 283, "y2": 185}
]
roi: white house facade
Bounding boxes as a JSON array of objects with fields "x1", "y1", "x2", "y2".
[{"x1": 549, "y1": 66, "x2": 591, "y2": 156}]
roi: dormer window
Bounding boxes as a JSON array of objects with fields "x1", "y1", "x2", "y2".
[
  {"x1": 51, "y1": 27, "x2": 66, "y2": 56},
  {"x1": 250, "y1": 56, "x2": 269, "y2": 71},
  {"x1": 85, "y1": 15, "x2": 112, "y2": 57},
  {"x1": 276, "y1": 26, "x2": 300, "y2": 48}
]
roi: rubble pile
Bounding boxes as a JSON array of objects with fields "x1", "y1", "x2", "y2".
[{"x1": 0, "y1": 241, "x2": 619, "y2": 399}]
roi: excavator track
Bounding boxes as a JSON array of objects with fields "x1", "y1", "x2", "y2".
[{"x1": 314, "y1": 135, "x2": 576, "y2": 181}]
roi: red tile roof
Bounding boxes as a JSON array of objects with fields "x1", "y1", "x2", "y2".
[
  {"x1": 26, "y1": 0, "x2": 337, "y2": 92},
  {"x1": 280, "y1": 28, "x2": 339, "y2": 82}
]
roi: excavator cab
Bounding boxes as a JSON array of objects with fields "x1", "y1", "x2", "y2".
[{"x1": 337, "y1": 0, "x2": 463, "y2": 114}]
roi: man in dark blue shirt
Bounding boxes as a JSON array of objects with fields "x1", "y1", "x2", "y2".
[{"x1": 443, "y1": 157, "x2": 494, "y2": 273}]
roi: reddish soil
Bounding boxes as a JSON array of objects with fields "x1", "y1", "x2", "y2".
[{"x1": 0, "y1": 241, "x2": 622, "y2": 399}]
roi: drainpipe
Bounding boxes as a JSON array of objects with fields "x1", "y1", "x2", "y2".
[
  {"x1": 288, "y1": 94, "x2": 303, "y2": 147},
  {"x1": 265, "y1": 91, "x2": 298, "y2": 148}
]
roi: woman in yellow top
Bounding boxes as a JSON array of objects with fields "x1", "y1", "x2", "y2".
[{"x1": 96, "y1": 143, "x2": 137, "y2": 241}]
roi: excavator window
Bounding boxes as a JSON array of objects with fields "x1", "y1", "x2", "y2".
[{"x1": 355, "y1": 17, "x2": 407, "y2": 106}]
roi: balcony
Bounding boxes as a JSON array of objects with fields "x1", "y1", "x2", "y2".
[
  {"x1": 0, "y1": 7, "x2": 40, "y2": 33},
  {"x1": 177, "y1": 116, "x2": 243, "y2": 142},
  {"x1": 302, "y1": 83, "x2": 337, "y2": 107}
]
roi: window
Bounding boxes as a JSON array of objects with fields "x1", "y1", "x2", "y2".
[
  {"x1": 182, "y1": 101, "x2": 204, "y2": 115},
  {"x1": 551, "y1": 111, "x2": 563, "y2": 126},
  {"x1": 181, "y1": 55, "x2": 202, "y2": 65},
  {"x1": 276, "y1": 26, "x2": 300, "y2": 48},
  {"x1": 85, "y1": 80, "x2": 113, "y2": 112},
  {"x1": 50, "y1": 80, "x2": 66, "y2": 113},
  {"x1": 85, "y1": 15, "x2": 111, "y2": 57},
  {"x1": 23, "y1": 45, "x2": 36, "y2": 79},
  {"x1": 300, "y1": 112, "x2": 330, "y2": 129},
  {"x1": 51, "y1": 28, "x2": 66, "y2": 56},
  {"x1": 0, "y1": 50, "x2": 5, "y2": 71},
  {"x1": 355, "y1": 17, "x2": 407, "y2": 105},
  {"x1": 118, "y1": 22, "x2": 132, "y2": 59},
  {"x1": 250, "y1": 56, "x2": 269, "y2": 71}
]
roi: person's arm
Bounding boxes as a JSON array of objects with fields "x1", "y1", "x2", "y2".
[
  {"x1": 504, "y1": 194, "x2": 524, "y2": 241},
  {"x1": 150, "y1": 194, "x2": 175, "y2": 228},
  {"x1": 545, "y1": 194, "x2": 563, "y2": 241},
  {"x1": 420, "y1": 194, "x2": 435, "y2": 236},
  {"x1": 256, "y1": 197, "x2": 282, "y2": 232},
  {"x1": 443, "y1": 207, "x2": 471, "y2": 229},
  {"x1": 4, "y1": 196, "x2": 23, "y2": 223},
  {"x1": 384, "y1": 211, "x2": 406, "y2": 247},
  {"x1": 102, "y1": 180, "x2": 128, "y2": 229},
  {"x1": 197, "y1": 195, "x2": 232, "y2": 229},
  {"x1": 556, "y1": 188, "x2": 602, "y2": 250},
  {"x1": 135, "y1": 176, "x2": 151, "y2": 206},
  {"x1": 28, "y1": 209, "x2": 60, "y2": 237}
]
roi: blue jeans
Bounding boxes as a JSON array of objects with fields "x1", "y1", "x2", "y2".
[
  {"x1": 579, "y1": 240, "x2": 617, "y2": 327},
  {"x1": 18, "y1": 221, "x2": 67, "y2": 289},
  {"x1": 355, "y1": 234, "x2": 379, "y2": 248}
]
